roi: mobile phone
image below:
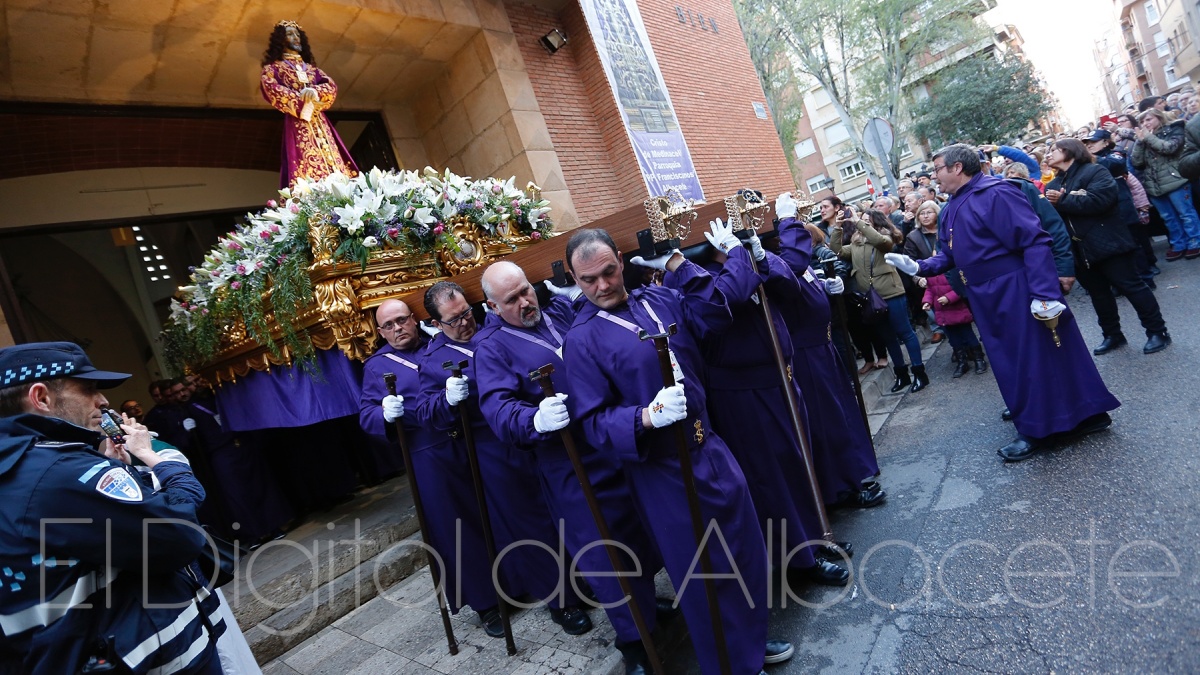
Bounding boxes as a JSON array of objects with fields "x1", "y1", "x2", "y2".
[
  {"x1": 98, "y1": 408, "x2": 126, "y2": 445},
  {"x1": 636, "y1": 228, "x2": 657, "y2": 259},
  {"x1": 551, "y1": 260, "x2": 573, "y2": 287}
]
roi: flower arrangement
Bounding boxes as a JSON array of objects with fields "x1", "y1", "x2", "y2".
[{"x1": 161, "y1": 166, "x2": 553, "y2": 372}]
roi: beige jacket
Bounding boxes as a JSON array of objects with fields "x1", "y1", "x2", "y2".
[{"x1": 829, "y1": 219, "x2": 905, "y2": 299}]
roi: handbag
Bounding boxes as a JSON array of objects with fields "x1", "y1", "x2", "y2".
[{"x1": 857, "y1": 251, "x2": 890, "y2": 324}]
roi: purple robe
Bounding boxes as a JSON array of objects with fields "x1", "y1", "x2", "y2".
[
  {"x1": 359, "y1": 342, "x2": 496, "y2": 612},
  {"x1": 260, "y1": 59, "x2": 358, "y2": 188},
  {"x1": 699, "y1": 247, "x2": 822, "y2": 568},
  {"x1": 776, "y1": 218, "x2": 880, "y2": 500},
  {"x1": 414, "y1": 329, "x2": 575, "y2": 609},
  {"x1": 919, "y1": 173, "x2": 1120, "y2": 438},
  {"x1": 474, "y1": 297, "x2": 660, "y2": 643},
  {"x1": 563, "y1": 260, "x2": 768, "y2": 675}
]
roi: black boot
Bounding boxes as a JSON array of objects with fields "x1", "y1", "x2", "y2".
[
  {"x1": 910, "y1": 365, "x2": 930, "y2": 392},
  {"x1": 889, "y1": 365, "x2": 911, "y2": 393},
  {"x1": 952, "y1": 350, "x2": 970, "y2": 378},
  {"x1": 972, "y1": 346, "x2": 988, "y2": 374},
  {"x1": 1143, "y1": 332, "x2": 1171, "y2": 354},
  {"x1": 1093, "y1": 333, "x2": 1127, "y2": 355}
]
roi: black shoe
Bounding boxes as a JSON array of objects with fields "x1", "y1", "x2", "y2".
[
  {"x1": 1093, "y1": 334, "x2": 1127, "y2": 355},
  {"x1": 1143, "y1": 332, "x2": 1171, "y2": 354},
  {"x1": 815, "y1": 541, "x2": 854, "y2": 561},
  {"x1": 799, "y1": 559, "x2": 850, "y2": 586},
  {"x1": 1001, "y1": 408, "x2": 1013, "y2": 422},
  {"x1": 971, "y1": 346, "x2": 988, "y2": 374},
  {"x1": 910, "y1": 365, "x2": 929, "y2": 392},
  {"x1": 478, "y1": 606, "x2": 505, "y2": 638},
  {"x1": 952, "y1": 351, "x2": 970, "y2": 378},
  {"x1": 616, "y1": 640, "x2": 650, "y2": 675},
  {"x1": 549, "y1": 605, "x2": 593, "y2": 635},
  {"x1": 889, "y1": 365, "x2": 911, "y2": 393},
  {"x1": 654, "y1": 597, "x2": 680, "y2": 624},
  {"x1": 764, "y1": 639, "x2": 795, "y2": 664},
  {"x1": 835, "y1": 481, "x2": 886, "y2": 508},
  {"x1": 1057, "y1": 412, "x2": 1113, "y2": 440},
  {"x1": 997, "y1": 435, "x2": 1048, "y2": 462}
]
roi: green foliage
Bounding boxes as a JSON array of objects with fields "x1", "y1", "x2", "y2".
[{"x1": 913, "y1": 54, "x2": 1056, "y2": 147}]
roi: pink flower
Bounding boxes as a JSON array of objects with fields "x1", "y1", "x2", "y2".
[
  {"x1": 289, "y1": 203, "x2": 300, "y2": 214},
  {"x1": 276, "y1": 254, "x2": 288, "y2": 264},
  {"x1": 202, "y1": 308, "x2": 209, "y2": 315},
  {"x1": 514, "y1": 208, "x2": 522, "y2": 216},
  {"x1": 256, "y1": 260, "x2": 265, "y2": 269},
  {"x1": 387, "y1": 227, "x2": 400, "y2": 237},
  {"x1": 267, "y1": 199, "x2": 278, "y2": 208},
  {"x1": 491, "y1": 184, "x2": 502, "y2": 194},
  {"x1": 271, "y1": 224, "x2": 281, "y2": 233},
  {"x1": 433, "y1": 224, "x2": 444, "y2": 235},
  {"x1": 230, "y1": 280, "x2": 242, "y2": 290},
  {"x1": 531, "y1": 231, "x2": 541, "y2": 240},
  {"x1": 260, "y1": 231, "x2": 271, "y2": 240},
  {"x1": 511, "y1": 199, "x2": 520, "y2": 208},
  {"x1": 473, "y1": 200, "x2": 484, "y2": 210},
  {"x1": 235, "y1": 264, "x2": 247, "y2": 275}
]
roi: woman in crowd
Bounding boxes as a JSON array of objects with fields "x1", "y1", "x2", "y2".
[
  {"x1": 1083, "y1": 129, "x2": 1158, "y2": 285},
  {"x1": 903, "y1": 200, "x2": 945, "y2": 344},
  {"x1": 1132, "y1": 108, "x2": 1200, "y2": 260},
  {"x1": 1046, "y1": 139, "x2": 1171, "y2": 355},
  {"x1": 831, "y1": 209, "x2": 929, "y2": 393},
  {"x1": 818, "y1": 197, "x2": 889, "y2": 374}
]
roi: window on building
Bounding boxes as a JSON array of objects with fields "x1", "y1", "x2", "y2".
[
  {"x1": 806, "y1": 175, "x2": 830, "y2": 194},
  {"x1": 826, "y1": 122, "x2": 850, "y2": 146},
  {"x1": 838, "y1": 160, "x2": 866, "y2": 181},
  {"x1": 1154, "y1": 30, "x2": 1169, "y2": 56},
  {"x1": 1166, "y1": 62, "x2": 1191, "y2": 87},
  {"x1": 1145, "y1": 0, "x2": 1160, "y2": 25},
  {"x1": 794, "y1": 138, "x2": 816, "y2": 159},
  {"x1": 897, "y1": 140, "x2": 914, "y2": 158},
  {"x1": 810, "y1": 88, "x2": 832, "y2": 107}
]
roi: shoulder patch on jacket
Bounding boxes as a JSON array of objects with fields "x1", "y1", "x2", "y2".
[{"x1": 94, "y1": 467, "x2": 144, "y2": 502}]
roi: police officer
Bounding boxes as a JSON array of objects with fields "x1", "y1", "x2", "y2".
[{"x1": 0, "y1": 342, "x2": 226, "y2": 673}]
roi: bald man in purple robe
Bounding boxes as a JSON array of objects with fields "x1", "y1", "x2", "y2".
[
  {"x1": 562, "y1": 229, "x2": 794, "y2": 675},
  {"x1": 474, "y1": 261, "x2": 664, "y2": 673},
  {"x1": 413, "y1": 282, "x2": 592, "y2": 636},
  {"x1": 887, "y1": 144, "x2": 1120, "y2": 462}
]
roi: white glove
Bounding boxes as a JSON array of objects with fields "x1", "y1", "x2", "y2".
[
  {"x1": 182, "y1": 418, "x2": 197, "y2": 431},
  {"x1": 1031, "y1": 299, "x2": 1066, "y2": 319},
  {"x1": 382, "y1": 394, "x2": 405, "y2": 423},
  {"x1": 825, "y1": 277, "x2": 845, "y2": 295},
  {"x1": 630, "y1": 250, "x2": 682, "y2": 271},
  {"x1": 544, "y1": 279, "x2": 583, "y2": 301},
  {"x1": 419, "y1": 320, "x2": 441, "y2": 337},
  {"x1": 776, "y1": 192, "x2": 798, "y2": 219},
  {"x1": 704, "y1": 218, "x2": 741, "y2": 255},
  {"x1": 646, "y1": 384, "x2": 687, "y2": 428},
  {"x1": 533, "y1": 393, "x2": 570, "y2": 433},
  {"x1": 746, "y1": 233, "x2": 766, "y2": 262},
  {"x1": 884, "y1": 252, "x2": 920, "y2": 276},
  {"x1": 445, "y1": 375, "x2": 469, "y2": 406}
]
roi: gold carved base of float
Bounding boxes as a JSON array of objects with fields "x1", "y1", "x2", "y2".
[{"x1": 198, "y1": 216, "x2": 539, "y2": 385}]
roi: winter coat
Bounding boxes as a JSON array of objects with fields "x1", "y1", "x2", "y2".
[
  {"x1": 829, "y1": 219, "x2": 906, "y2": 299},
  {"x1": 1045, "y1": 161, "x2": 1138, "y2": 265},
  {"x1": 903, "y1": 227, "x2": 939, "y2": 260},
  {"x1": 1092, "y1": 147, "x2": 1140, "y2": 227},
  {"x1": 1131, "y1": 119, "x2": 1189, "y2": 196},
  {"x1": 922, "y1": 273, "x2": 973, "y2": 326},
  {"x1": 1179, "y1": 114, "x2": 1200, "y2": 180},
  {"x1": 1006, "y1": 177, "x2": 1075, "y2": 277}
]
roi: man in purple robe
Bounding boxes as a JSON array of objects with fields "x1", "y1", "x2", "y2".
[
  {"x1": 697, "y1": 218, "x2": 851, "y2": 586},
  {"x1": 562, "y1": 229, "x2": 794, "y2": 675},
  {"x1": 474, "y1": 261, "x2": 664, "y2": 673},
  {"x1": 774, "y1": 193, "x2": 885, "y2": 507},
  {"x1": 358, "y1": 299, "x2": 501, "y2": 630},
  {"x1": 886, "y1": 144, "x2": 1120, "y2": 462},
  {"x1": 414, "y1": 282, "x2": 592, "y2": 636}
]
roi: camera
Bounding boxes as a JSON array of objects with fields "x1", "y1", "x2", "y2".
[{"x1": 98, "y1": 408, "x2": 126, "y2": 445}]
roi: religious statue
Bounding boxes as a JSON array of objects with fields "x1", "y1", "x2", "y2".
[{"x1": 260, "y1": 20, "x2": 359, "y2": 189}]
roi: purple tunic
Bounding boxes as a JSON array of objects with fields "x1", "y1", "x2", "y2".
[
  {"x1": 414, "y1": 330, "x2": 574, "y2": 609},
  {"x1": 699, "y1": 247, "x2": 821, "y2": 568},
  {"x1": 563, "y1": 261, "x2": 768, "y2": 675},
  {"x1": 359, "y1": 342, "x2": 497, "y2": 613},
  {"x1": 474, "y1": 297, "x2": 660, "y2": 643},
  {"x1": 776, "y1": 219, "x2": 880, "y2": 500},
  {"x1": 918, "y1": 173, "x2": 1120, "y2": 438}
]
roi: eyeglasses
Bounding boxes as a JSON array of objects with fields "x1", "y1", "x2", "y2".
[
  {"x1": 378, "y1": 315, "x2": 412, "y2": 332},
  {"x1": 932, "y1": 163, "x2": 947, "y2": 174},
  {"x1": 437, "y1": 307, "x2": 474, "y2": 328}
]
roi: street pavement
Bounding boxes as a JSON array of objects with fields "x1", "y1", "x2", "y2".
[{"x1": 668, "y1": 242, "x2": 1200, "y2": 673}]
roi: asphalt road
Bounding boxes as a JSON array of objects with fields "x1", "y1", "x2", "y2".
[{"x1": 674, "y1": 241, "x2": 1200, "y2": 674}]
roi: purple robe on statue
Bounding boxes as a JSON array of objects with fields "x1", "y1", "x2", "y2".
[
  {"x1": 415, "y1": 329, "x2": 575, "y2": 610},
  {"x1": 776, "y1": 218, "x2": 880, "y2": 501},
  {"x1": 699, "y1": 246, "x2": 822, "y2": 569},
  {"x1": 563, "y1": 260, "x2": 768, "y2": 675},
  {"x1": 474, "y1": 296, "x2": 660, "y2": 644},
  {"x1": 359, "y1": 341, "x2": 497, "y2": 613},
  {"x1": 918, "y1": 173, "x2": 1120, "y2": 438}
]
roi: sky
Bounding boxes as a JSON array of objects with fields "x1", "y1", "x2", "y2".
[{"x1": 983, "y1": 0, "x2": 1118, "y2": 128}]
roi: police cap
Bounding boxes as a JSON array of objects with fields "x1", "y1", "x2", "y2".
[{"x1": 0, "y1": 342, "x2": 131, "y2": 389}]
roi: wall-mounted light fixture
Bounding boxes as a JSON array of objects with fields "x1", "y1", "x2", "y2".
[{"x1": 540, "y1": 29, "x2": 568, "y2": 54}]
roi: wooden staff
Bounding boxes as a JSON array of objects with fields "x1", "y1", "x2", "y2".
[
  {"x1": 442, "y1": 359, "x2": 517, "y2": 655},
  {"x1": 382, "y1": 373, "x2": 458, "y2": 656},
  {"x1": 753, "y1": 282, "x2": 834, "y2": 543},
  {"x1": 528, "y1": 364, "x2": 663, "y2": 674},
  {"x1": 821, "y1": 259, "x2": 876, "y2": 451},
  {"x1": 637, "y1": 325, "x2": 731, "y2": 675}
]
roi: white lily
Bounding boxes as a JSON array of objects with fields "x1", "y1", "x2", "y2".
[
  {"x1": 333, "y1": 203, "x2": 367, "y2": 233},
  {"x1": 412, "y1": 207, "x2": 437, "y2": 225},
  {"x1": 362, "y1": 236, "x2": 380, "y2": 248}
]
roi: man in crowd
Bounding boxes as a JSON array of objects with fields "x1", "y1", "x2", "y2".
[
  {"x1": 358, "y1": 299, "x2": 502, "y2": 633},
  {"x1": 562, "y1": 229, "x2": 793, "y2": 675},
  {"x1": 474, "y1": 261, "x2": 664, "y2": 672},
  {"x1": 415, "y1": 281, "x2": 592, "y2": 636},
  {"x1": 0, "y1": 342, "x2": 225, "y2": 673},
  {"x1": 886, "y1": 144, "x2": 1120, "y2": 462}
]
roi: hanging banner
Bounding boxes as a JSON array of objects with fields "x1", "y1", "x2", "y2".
[{"x1": 579, "y1": 0, "x2": 705, "y2": 202}]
